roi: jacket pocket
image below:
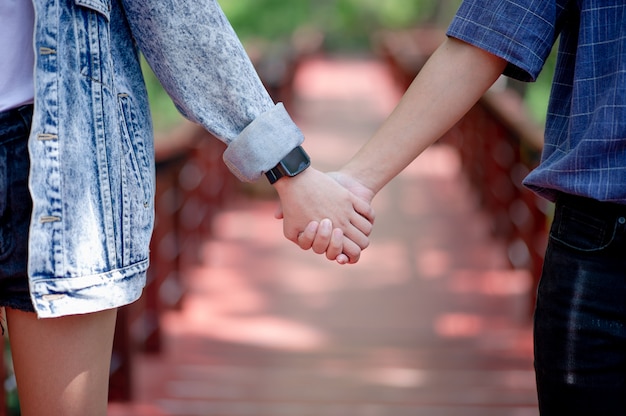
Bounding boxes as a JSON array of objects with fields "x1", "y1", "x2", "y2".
[
  {"x1": 75, "y1": 0, "x2": 111, "y2": 20},
  {"x1": 118, "y1": 93, "x2": 153, "y2": 208},
  {"x1": 117, "y1": 93, "x2": 154, "y2": 265}
]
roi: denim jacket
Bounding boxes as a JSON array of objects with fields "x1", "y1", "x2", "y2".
[{"x1": 29, "y1": 0, "x2": 304, "y2": 317}]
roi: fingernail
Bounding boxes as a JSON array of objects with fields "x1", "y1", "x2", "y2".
[{"x1": 306, "y1": 221, "x2": 319, "y2": 232}]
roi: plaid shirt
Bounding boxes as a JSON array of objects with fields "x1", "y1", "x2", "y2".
[{"x1": 448, "y1": 0, "x2": 626, "y2": 203}]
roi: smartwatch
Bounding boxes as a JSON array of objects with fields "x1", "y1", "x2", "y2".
[{"x1": 265, "y1": 146, "x2": 311, "y2": 184}]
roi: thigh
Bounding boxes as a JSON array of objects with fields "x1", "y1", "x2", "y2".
[
  {"x1": 534, "y1": 197, "x2": 626, "y2": 415},
  {"x1": 6, "y1": 307, "x2": 118, "y2": 416}
]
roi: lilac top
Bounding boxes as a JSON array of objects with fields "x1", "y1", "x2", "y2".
[{"x1": 0, "y1": 0, "x2": 35, "y2": 111}]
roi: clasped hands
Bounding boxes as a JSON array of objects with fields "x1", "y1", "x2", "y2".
[{"x1": 273, "y1": 167, "x2": 375, "y2": 264}]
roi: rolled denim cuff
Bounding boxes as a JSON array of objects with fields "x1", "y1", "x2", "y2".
[{"x1": 223, "y1": 103, "x2": 304, "y2": 182}]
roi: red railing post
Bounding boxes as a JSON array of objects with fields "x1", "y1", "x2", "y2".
[{"x1": 107, "y1": 123, "x2": 236, "y2": 403}]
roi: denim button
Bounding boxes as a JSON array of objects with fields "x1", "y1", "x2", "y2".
[{"x1": 619, "y1": 217, "x2": 626, "y2": 224}]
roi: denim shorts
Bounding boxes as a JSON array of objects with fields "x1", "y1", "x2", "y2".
[{"x1": 0, "y1": 105, "x2": 35, "y2": 313}]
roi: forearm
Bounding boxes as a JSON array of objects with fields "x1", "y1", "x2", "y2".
[
  {"x1": 124, "y1": 0, "x2": 274, "y2": 136},
  {"x1": 123, "y1": 0, "x2": 305, "y2": 182},
  {"x1": 342, "y1": 37, "x2": 507, "y2": 195}
]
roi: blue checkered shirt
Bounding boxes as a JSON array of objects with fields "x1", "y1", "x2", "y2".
[{"x1": 447, "y1": 0, "x2": 626, "y2": 203}]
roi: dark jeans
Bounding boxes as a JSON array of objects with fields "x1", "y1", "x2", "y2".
[
  {"x1": 0, "y1": 105, "x2": 35, "y2": 312},
  {"x1": 534, "y1": 193, "x2": 626, "y2": 415}
]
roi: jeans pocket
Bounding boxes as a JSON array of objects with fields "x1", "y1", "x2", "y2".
[{"x1": 550, "y1": 204, "x2": 617, "y2": 251}]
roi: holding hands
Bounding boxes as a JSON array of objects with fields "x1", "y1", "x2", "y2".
[
  {"x1": 273, "y1": 167, "x2": 375, "y2": 264},
  {"x1": 276, "y1": 38, "x2": 508, "y2": 264}
]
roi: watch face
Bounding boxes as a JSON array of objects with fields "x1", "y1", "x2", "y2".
[{"x1": 281, "y1": 146, "x2": 310, "y2": 174}]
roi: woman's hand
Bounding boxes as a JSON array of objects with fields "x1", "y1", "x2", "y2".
[
  {"x1": 273, "y1": 167, "x2": 375, "y2": 264},
  {"x1": 274, "y1": 168, "x2": 375, "y2": 264}
]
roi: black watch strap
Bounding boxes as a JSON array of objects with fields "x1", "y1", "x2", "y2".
[{"x1": 265, "y1": 146, "x2": 311, "y2": 184}]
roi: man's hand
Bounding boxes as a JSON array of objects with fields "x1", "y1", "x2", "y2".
[{"x1": 272, "y1": 167, "x2": 375, "y2": 264}]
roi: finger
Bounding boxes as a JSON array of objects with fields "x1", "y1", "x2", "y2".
[
  {"x1": 343, "y1": 222, "x2": 371, "y2": 251},
  {"x1": 341, "y1": 237, "x2": 362, "y2": 264},
  {"x1": 312, "y1": 218, "x2": 333, "y2": 254},
  {"x1": 335, "y1": 253, "x2": 349, "y2": 265},
  {"x1": 297, "y1": 221, "x2": 319, "y2": 250},
  {"x1": 352, "y1": 197, "x2": 375, "y2": 223},
  {"x1": 350, "y1": 211, "x2": 374, "y2": 237},
  {"x1": 341, "y1": 199, "x2": 374, "y2": 250},
  {"x1": 325, "y1": 228, "x2": 344, "y2": 261}
]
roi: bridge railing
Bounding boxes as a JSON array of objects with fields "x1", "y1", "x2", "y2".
[
  {"x1": 1, "y1": 28, "x2": 549, "y2": 414},
  {"x1": 108, "y1": 122, "x2": 237, "y2": 401}
]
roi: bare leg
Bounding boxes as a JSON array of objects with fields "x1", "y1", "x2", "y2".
[{"x1": 5, "y1": 307, "x2": 117, "y2": 416}]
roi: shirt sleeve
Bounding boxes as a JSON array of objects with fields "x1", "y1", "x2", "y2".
[
  {"x1": 121, "y1": 0, "x2": 303, "y2": 182},
  {"x1": 446, "y1": 0, "x2": 559, "y2": 82}
]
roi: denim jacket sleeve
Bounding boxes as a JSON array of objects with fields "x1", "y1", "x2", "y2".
[{"x1": 120, "y1": 0, "x2": 304, "y2": 182}]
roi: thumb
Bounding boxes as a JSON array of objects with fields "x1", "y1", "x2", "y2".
[{"x1": 274, "y1": 202, "x2": 284, "y2": 220}]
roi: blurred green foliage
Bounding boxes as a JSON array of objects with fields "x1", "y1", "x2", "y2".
[
  {"x1": 219, "y1": 0, "x2": 444, "y2": 51},
  {"x1": 144, "y1": 0, "x2": 552, "y2": 132},
  {"x1": 144, "y1": 0, "x2": 462, "y2": 132},
  {"x1": 141, "y1": 58, "x2": 183, "y2": 135},
  {"x1": 525, "y1": 47, "x2": 558, "y2": 125}
]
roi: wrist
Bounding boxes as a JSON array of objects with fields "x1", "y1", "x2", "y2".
[
  {"x1": 338, "y1": 165, "x2": 378, "y2": 195},
  {"x1": 272, "y1": 165, "x2": 315, "y2": 193},
  {"x1": 265, "y1": 145, "x2": 311, "y2": 185}
]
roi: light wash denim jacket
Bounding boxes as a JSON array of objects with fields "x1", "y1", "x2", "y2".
[{"x1": 29, "y1": 0, "x2": 304, "y2": 317}]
